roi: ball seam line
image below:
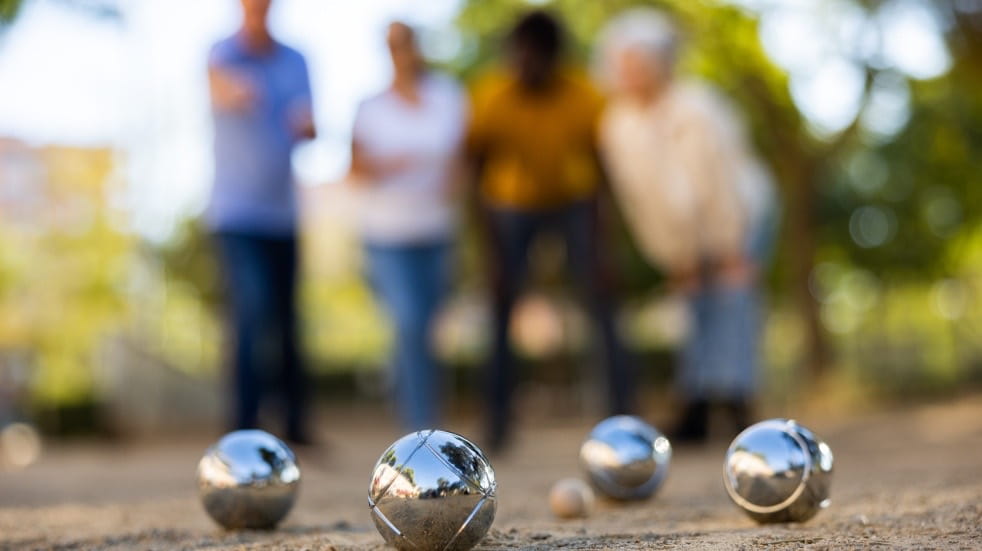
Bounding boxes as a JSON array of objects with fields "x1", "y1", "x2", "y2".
[
  {"x1": 370, "y1": 432, "x2": 432, "y2": 504},
  {"x1": 421, "y1": 439, "x2": 490, "y2": 496},
  {"x1": 370, "y1": 504, "x2": 417, "y2": 548},
  {"x1": 442, "y1": 494, "x2": 492, "y2": 551}
]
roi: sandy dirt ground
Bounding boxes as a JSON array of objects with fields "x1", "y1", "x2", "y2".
[{"x1": 1, "y1": 395, "x2": 980, "y2": 550}]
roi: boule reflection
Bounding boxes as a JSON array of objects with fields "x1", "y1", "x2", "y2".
[
  {"x1": 197, "y1": 429, "x2": 300, "y2": 529},
  {"x1": 580, "y1": 415, "x2": 672, "y2": 500},
  {"x1": 723, "y1": 419, "x2": 833, "y2": 523},
  {"x1": 368, "y1": 429, "x2": 497, "y2": 551}
]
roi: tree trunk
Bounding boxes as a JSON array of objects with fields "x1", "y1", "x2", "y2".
[{"x1": 785, "y1": 163, "x2": 830, "y2": 377}]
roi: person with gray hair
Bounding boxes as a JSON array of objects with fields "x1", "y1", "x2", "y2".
[{"x1": 596, "y1": 9, "x2": 778, "y2": 443}]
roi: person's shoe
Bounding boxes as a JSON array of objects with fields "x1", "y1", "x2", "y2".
[
  {"x1": 285, "y1": 429, "x2": 318, "y2": 446},
  {"x1": 485, "y1": 416, "x2": 513, "y2": 456},
  {"x1": 669, "y1": 400, "x2": 709, "y2": 444},
  {"x1": 723, "y1": 400, "x2": 753, "y2": 437},
  {"x1": 286, "y1": 433, "x2": 332, "y2": 469}
]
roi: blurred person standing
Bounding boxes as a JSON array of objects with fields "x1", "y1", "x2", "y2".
[
  {"x1": 468, "y1": 11, "x2": 635, "y2": 451},
  {"x1": 207, "y1": 0, "x2": 316, "y2": 443},
  {"x1": 347, "y1": 22, "x2": 467, "y2": 430},
  {"x1": 597, "y1": 9, "x2": 778, "y2": 443}
]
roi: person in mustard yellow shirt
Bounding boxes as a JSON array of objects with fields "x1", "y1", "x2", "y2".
[{"x1": 468, "y1": 11, "x2": 635, "y2": 451}]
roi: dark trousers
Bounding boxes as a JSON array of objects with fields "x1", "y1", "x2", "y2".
[
  {"x1": 214, "y1": 231, "x2": 307, "y2": 440},
  {"x1": 485, "y1": 200, "x2": 635, "y2": 444}
]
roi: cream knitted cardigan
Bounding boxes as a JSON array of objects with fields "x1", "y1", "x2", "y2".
[{"x1": 599, "y1": 81, "x2": 773, "y2": 272}]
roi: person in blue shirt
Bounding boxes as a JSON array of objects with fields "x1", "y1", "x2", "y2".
[{"x1": 207, "y1": 0, "x2": 316, "y2": 443}]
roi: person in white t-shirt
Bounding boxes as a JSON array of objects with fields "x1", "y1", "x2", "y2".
[
  {"x1": 348, "y1": 22, "x2": 467, "y2": 430},
  {"x1": 596, "y1": 9, "x2": 779, "y2": 443}
]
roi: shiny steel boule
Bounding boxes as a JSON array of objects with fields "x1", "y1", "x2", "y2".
[
  {"x1": 368, "y1": 429, "x2": 497, "y2": 551},
  {"x1": 197, "y1": 430, "x2": 300, "y2": 529},
  {"x1": 580, "y1": 415, "x2": 672, "y2": 500},
  {"x1": 723, "y1": 419, "x2": 833, "y2": 523}
]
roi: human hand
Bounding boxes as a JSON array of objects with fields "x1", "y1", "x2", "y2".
[
  {"x1": 289, "y1": 102, "x2": 316, "y2": 140},
  {"x1": 717, "y1": 255, "x2": 757, "y2": 288},
  {"x1": 210, "y1": 68, "x2": 257, "y2": 112},
  {"x1": 669, "y1": 266, "x2": 701, "y2": 295}
]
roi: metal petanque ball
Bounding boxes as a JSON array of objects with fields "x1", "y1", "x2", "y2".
[
  {"x1": 197, "y1": 429, "x2": 300, "y2": 529},
  {"x1": 368, "y1": 429, "x2": 497, "y2": 551},
  {"x1": 580, "y1": 415, "x2": 672, "y2": 500},
  {"x1": 723, "y1": 419, "x2": 833, "y2": 523}
]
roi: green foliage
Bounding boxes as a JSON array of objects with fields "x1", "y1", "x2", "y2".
[
  {"x1": 0, "y1": 0, "x2": 23, "y2": 25},
  {"x1": 0, "y1": 147, "x2": 131, "y2": 406},
  {"x1": 156, "y1": 218, "x2": 222, "y2": 316}
]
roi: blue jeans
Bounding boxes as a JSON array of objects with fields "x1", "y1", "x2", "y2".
[
  {"x1": 680, "y1": 285, "x2": 760, "y2": 401},
  {"x1": 679, "y1": 207, "x2": 779, "y2": 402},
  {"x1": 214, "y1": 232, "x2": 307, "y2": 440},
  {"x1": 365, "y1": 240, "x2": 451, "y2": 431},
  {"x1": 485, "y1": 200, "x2": 635, "y2": 444}
]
